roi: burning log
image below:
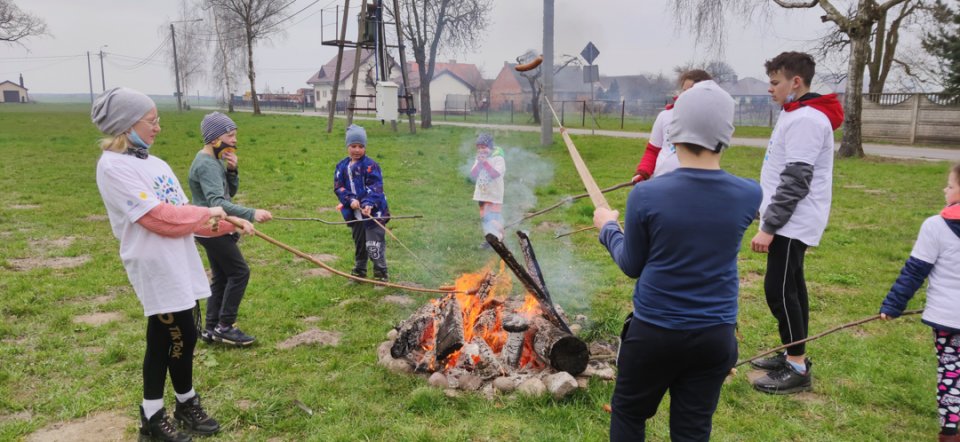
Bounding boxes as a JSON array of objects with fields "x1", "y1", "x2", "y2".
[
  {"x1": 502, "y1": 332, "x2": 526, "y2": 368},
  {"x1": 530, "y1": 317, "x2": 589, "y2": 375},
  {"x1": 391, "y1": 303, "x2": 438, "y2": 359},
  {"x1": 484, "y1": 233, "x2": 572, "y2": 334},
  {"x1": 472, "y1": 337, "x2": 507, "y2": 377},
  {"x1": 517, "y1": 231, "x2": 551, "y2": 301},
  {"x1": 435, "y1": 296, "x2": 465, "y2": 365}
]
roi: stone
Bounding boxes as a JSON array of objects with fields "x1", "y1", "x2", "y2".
[
  {"x1": 377, "y1": 341, "x2": 393, "y2": 364},
  {"x1": 427, "y1": 372, "x2": 447, "y2": 388},
  {"x1": 492, "y1": 376, "x2": 517, "y2": 393},
  {"x1": 569, "y1": 324, "x2": 582, "y2": 335},
  {"x1": 576, "y1": 376, "x2": 589, "y2": 389},
  {"x1": 387, "y1": 358, "x2": 413, "y2": 374},
  {"x1": 458, "y1": 374, "x2": 482, "y2": 391},
  {"x1": 386, "y1": 329, "x2": 398, "y2": 340},
  {"x1": 517, "y1": 377, "x2": 546, "y2": 397},
  {"x1": 592, "y1": 365, "x2": 617, "y2": 381},
  {"x1": 544, "y1": 372, "x2": 578, "y2": 399}
]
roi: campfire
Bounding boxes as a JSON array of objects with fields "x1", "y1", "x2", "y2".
[{"x1": 378, "y1": 232, "x2": 616, "y2": 398}]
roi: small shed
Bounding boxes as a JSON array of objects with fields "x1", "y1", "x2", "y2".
[{"x1": 0, "y1": 80, "x2": 28, "y2": 103}]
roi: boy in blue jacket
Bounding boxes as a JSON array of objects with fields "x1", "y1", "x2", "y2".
[{"x1": 334, "y1": 125, "x2": 390, "y2": 281}]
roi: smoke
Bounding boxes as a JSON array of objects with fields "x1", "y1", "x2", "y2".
[{"x1": 458, "y1": 139, "x2": 554, "y2": 225}]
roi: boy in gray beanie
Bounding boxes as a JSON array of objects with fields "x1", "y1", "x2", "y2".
[
  {"x1": 594, "y1": 80, "x2": 761, "y2": 441},
  {"x1": 334, "y1": 124, "x2": 391, "y2": 280},
  {"x1": 189, "y1": 112, "x2": 272, "y2": 347}
]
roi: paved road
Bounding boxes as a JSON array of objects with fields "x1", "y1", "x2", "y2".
[{"x1": 201, "y1": 107, "x2": 960, "y2": 162}]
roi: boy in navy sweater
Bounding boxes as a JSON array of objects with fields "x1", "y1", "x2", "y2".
[
  {"x1": 334, "y1": 125, "x2": 390, "y2": 281},
  {"x1": 594, "y1": 81, "x2": 761, "y2": 441}
]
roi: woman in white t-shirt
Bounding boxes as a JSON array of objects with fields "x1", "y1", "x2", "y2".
[
  {"x1": 91, "y1": 87, "x2": 253, "y2": 441},
  {"x1": 880, "y1": 163, "x2": 960, "y2": 442}
]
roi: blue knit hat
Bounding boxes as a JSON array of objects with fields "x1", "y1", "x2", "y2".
[
  {"x1": 201, "y1": 112, "x2": 237, "y2": 144},
  {"x1": 346, "y1": 124, "x2": 367, "y2": 148},
  {"x1": 476, "y1": 133, "x2": 494, "y2": 148}
]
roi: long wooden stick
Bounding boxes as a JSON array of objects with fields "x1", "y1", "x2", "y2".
[
  {"x1": 505, "y1": 181, "x2": 633, "y2": 228},
  {"x1": 273, "y1": 215, "x2": 422, "y2": 225},
  {"x1": 542, "y1": 97, "x2": 610, "y2": 210},
  {"x1": 735, "y1": 309, "x2": 924, "y2": 368},
  {"x1": 554, "y1": 225, "x2": 596, "y2": 239},
  {"x1": 224, "y1": 219, "x2": 459, "y2": 294}
]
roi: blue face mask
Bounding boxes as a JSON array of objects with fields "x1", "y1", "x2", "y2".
[
  {"x1": 786, "y1": 92, "x2": 797, "y2": 104},
  {"x1": 127, "y1": 130, "x2": 151, "y2": 149}
]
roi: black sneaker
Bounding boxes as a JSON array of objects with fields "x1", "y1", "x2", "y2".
[
  {"x1": 139, "y1": 406, "x2": 192, "y2": 442},
  {"x1": 199, "y1": 328, "x2": 214, "y2": 344},
  {"x1": 749, "y1": 352, "x2": 787, "y2": 371},
  {"x1": 373, "y1": 271, "x2": 389, "y2": 282},
  {"x1": 752, "y1": 359, "x2": 812, "y2": 395},
  {"x1": 212, "y1": 323, "x2": 256, "y2": 347},
  {"x1": 350, "y1": 269, "x2": 366, "y2": 282},
  {"x1": 174, "y1": 395, "x2": 220, "y2": 436}
]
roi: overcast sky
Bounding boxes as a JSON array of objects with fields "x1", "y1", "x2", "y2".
[{"x1": 0, "y1": 0, "x2": 837, "y2": 96}]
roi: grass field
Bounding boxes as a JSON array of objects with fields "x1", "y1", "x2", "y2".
[{"x1": 0, "y1": 103, "x2": 952, "y2": 441}]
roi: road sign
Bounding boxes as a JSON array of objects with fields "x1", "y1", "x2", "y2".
[
  {"x1": 583, "y1": 65, "x2": 599, "y2": 83},
  {"x1": 580, "y1": 42, "x2": 600, "y2": 65}
]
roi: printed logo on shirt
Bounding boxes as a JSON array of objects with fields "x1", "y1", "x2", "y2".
[
  {"x1": 152, "y1": 175, "x2": 184, "y2": 205},
  {"x1": 138, "y1": 191, "x2": 149, "y2": 200}
]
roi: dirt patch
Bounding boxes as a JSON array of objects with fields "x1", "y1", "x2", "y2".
[
  {"x1": 303, "y1": 316, "x2": 321, "y2": 323},
  {"x1": 8, "y1": 256, "x2": 91, "y2": 271},
  {"x1": 276, "y1": 329, "x2": 342, "y2": 350},
  {"x1": 26, "y1": 410, "x2": 129, "y2": 442},
  {"x1": 10, "y1": 204, "x2": 41, "y2": 210},
  {"x1": 90, "y1": 294, "x2": 116, "y2": 305},
  {"x1": 237, "y1": 400, "x2": 254, "y2": 411},
  {"x1": 533, "y1": 221, "x2": 567, "y2": 233},
  {"x1": 310, "y1": 254, "x2": 338, "y2": 263},
  {"x1": 84, "y1": 214, "x2": 109, "y2": 222},
  {"x1": 73, "y1": 312, "x2": 123, "y2": 326},
  {"x1": 842, "y1": 184, "x2": 867, "y2": 189},
  {"x1": 82, "y1": 346, "x2": 104, "y2": 354},
  {"x1": 316, "y1": 206, "x2": 337, "y2": 213},
  {"x1": 745, "y1": 369, "x2": 768, "y2": 384},
  {"x1": 29, "y1": 236, "x2": 77, "y2": 251},
  {"x1": 304, "y1": 268, "x2": 333, "y2": 278},
  {"x1": 383, "y1": 295, "x2": 414, "y2": 306},
  {"x1": 739, "y1": 271, "x2": 763, "y2": 288},
  {"x1": 0, "y1": 410, "x2": 32, "y2": 423},
  {"x1": 791, "y1": 391, "x2": 827, "y2": 405}
]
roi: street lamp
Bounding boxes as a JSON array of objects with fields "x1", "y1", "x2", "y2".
[
  {"x1": 98, "y1": 45, "x2": 108, "y2": 92},
  {"x1": 170, "y1": 18, "x2": 203, "y2": 111}
]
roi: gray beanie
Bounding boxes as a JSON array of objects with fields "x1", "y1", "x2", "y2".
[
  {"x1": 345, "y1": 124, "x2": 367, "y2": 148},
  {"x1": 476, "y1": 133, "x2": 494, "y2": 148},
  {"x1": 201, "y1": 112, "x2": 237, "y2": 144},
  {"x1": 90, "y1": 87, "x2": 156, "y2": 136},
  {"x1": 667, "y1": 80, "x2": 735, "y2": 152}
]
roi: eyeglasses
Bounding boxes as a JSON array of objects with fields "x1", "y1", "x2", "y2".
[{"x1": 139, "y1": 116, "x2": 161, "y2": 128}]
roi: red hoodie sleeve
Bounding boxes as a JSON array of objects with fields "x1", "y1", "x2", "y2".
[
  {"x1": 635, "y1": 143, "x2": 661, "y2": 180},
  {"x1": 137, "y1": 203, "x2": 236, "y2": 237}
]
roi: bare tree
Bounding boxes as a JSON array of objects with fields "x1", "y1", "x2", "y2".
[
  {"x1": 673, "y1": 60, "x2": 739, "y2": 84},
  {"x1": 170, "y1": 0, "x2": 207, "y2": 109},
  {"x1": 205, "y1": 0, "x2": 292, "y2": 115},
  {"x1": 670, "y1": 0, "x2": 915, "y2": 158},
  {"x1": 206, "y1": 4, "x2": 246, "y2": 112},
  {"x1": 389, "y1": 0, "x2": 493, "y2": 128},
  {"x1": 0, "y1": 0, "x2": 47, "y2": 45}
]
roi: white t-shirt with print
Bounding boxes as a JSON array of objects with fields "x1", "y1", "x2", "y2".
[
  {"x1": 650, "y1": 108, "x2": 679, "y2": 178},
  {"x1": 96, "y1": 151, "x2": 211, "y2": 316},
  {"x1": 759, "y1": 106, "x2": 835, "y2": 246},
  {"x1": 911, "y1": 215, "x2": 960, "y2": 330}
]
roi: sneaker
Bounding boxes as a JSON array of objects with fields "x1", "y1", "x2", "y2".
[
  {"x1": 749, "y1": 352, "x2": 787, "y2": 371},
  {"x1": 139, "y1": 406, "x2": 192, "y2": 442},
  {"x1": 211, "y1": 323, "x2": 256, "y2": 347},
  {"x1": 373, "y1": 271, "x2": 389, "y2": 282},
  {"x1": 174, "y1": 395, "x2": 220, "y2": 436},
  {"x1": 752, "y1": 359, "x2": 813, "y2": 395},
  {"x1": 199, "y1": 328, "x2": 214, "y2": 344},
  {"x1": 350, "y1": 269, "x2": 366, "y2": 281}
]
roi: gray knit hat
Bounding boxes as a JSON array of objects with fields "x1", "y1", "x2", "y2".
[
  {"x1": 201, "y1": 112, "x2": 238, "y2": 144},
  {"x1": 667, "y1": 80, "x2": 735, "y2": 152},
  {"x1": 90, "y1": 87, "x2": 156, "y2": 136},
  {"x1": 476, "y1": 133, "x2": 494, "y2": 148},
  {"x1": 345, "y1": 124, "x2": 367, "y2": 148}
]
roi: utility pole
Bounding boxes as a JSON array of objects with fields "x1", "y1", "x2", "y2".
[
  {"x1": 170, "y1": 23, "x2": 183, "y2": 112},
  {"x1": 541, "y1": 0, "x2": 554, "y2": 146},
  {"x1": 98, "y1": 45, "x2": 108, "y2": 92},
  {"x1": 86, "y1": 51, "x2": 94, "y2": 104}
]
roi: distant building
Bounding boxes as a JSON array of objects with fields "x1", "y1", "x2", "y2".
[
  {"x1": 305, "y1": 49, "x2": 398, "y2": 112},
  {"x1": 0, "y1": 76, "x2": 29, "y2": 103},
  {"x1": 406, "y1": 60, "x2": 486, "y2": 111}
]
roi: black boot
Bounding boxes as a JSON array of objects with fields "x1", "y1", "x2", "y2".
[
  {"x1": 174, "y1": 395, "x2": 220, "y2": 436},
  {"x1": 139, "y1": 406, "x2": 192, "y2": 442}
]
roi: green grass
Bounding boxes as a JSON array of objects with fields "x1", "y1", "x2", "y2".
[{"x1": 0, "y1": 103, "x2": 951, "y2": 441}]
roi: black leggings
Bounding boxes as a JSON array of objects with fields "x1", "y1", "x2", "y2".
[
  {"x1": 143, "y1": 308, "x2": 197, "y2": 400},
  {"x1": 764, "y1": 235, "x2": 810, "y2": 356}
]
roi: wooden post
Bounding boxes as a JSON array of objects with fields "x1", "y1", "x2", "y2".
[
  {"x1": 620, "y1": 100, "x2": 625, "y2": 129},
  {"x1": 326, "y1": 0, "x2": 351, "y2": 133},
  {"x1": 909, "y1": 93, "x2": 921, "y2": 145},
  {"x1": 581, "y1": 101, "x2": 586, "y2": 127}
]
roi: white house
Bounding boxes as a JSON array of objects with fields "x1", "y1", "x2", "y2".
[
  {"x1": 407, "y1": 61, "x2": 485, "y2": 111},
  {"x1": 306, "y1": 49, "x2": 397, "y2": 112},
  {"x1": 0, "y1": 79, "x2": 28, "y2": 103}
]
